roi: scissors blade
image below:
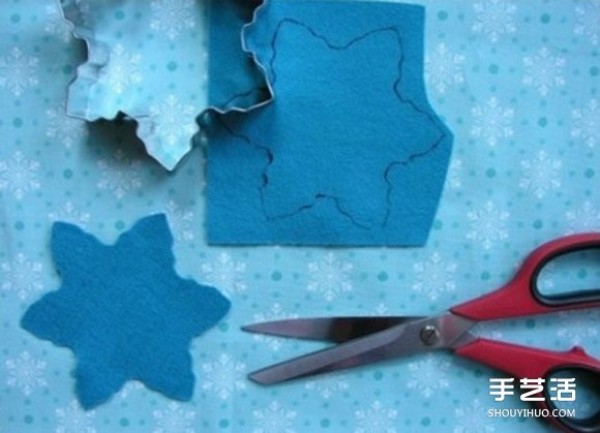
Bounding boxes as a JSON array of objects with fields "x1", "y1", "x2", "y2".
[
  {"x1": 248, "y1": 313, "x2": 475, "y2": 385},
  {"x1": 242, "y1": 316, "x2": 423, "y2": 343}
]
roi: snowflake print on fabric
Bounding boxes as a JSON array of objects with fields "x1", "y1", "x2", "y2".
[
  {"x1": 448, "y1": 159, "x2": 463, "y2": 190},
  {"x1": 164, "y1": 201, "x2": 195, "y2": 242},
  {"x1": 55, "y1": 401, "x2": 96, "y2": 433},
  {"x1": 252, "y1": 304, "x2": 298, "y2": 351},
  {"x1": 373, "y1": 303, "x2": 390, "y2": 316},
  {"x1": 557, "y1": 310, "x2": 600, "y2": 345},
  {"x1": 472, "y1": 0, "x2": 517, "y2": 43},
  {"x1": 466, "y1": 201, "x2": 510, "y2": 249},
  {"x1": 201, "y1": 353, "x2": 246, "y2": 400},
  {"x1": 475, "y1": 321, "x2": 505, "y2": 340},
  {"x1": 523, "y1": 47, "x2": 565, "y2": 96},
  {"x1": 535, "y1": 260, "x2": 556, "y2": 294},
  {"x1": 72, "y1": 0, "x2": 92, "y2": 25},
  {"x1": 453, "y1": 399, "x2": 494, "y2": 433},
  {"x1": 412, "y1": 253, "x2": 457, "y2": 301},
  {"x1": 153, "y1": 402, "x2": 196, "y2": 433},
  {"x1": 407, "y1": 354, "x2": 451, "y2": 398},
  {"x1": 470, "y1": 97, "x2": 514, "y2": 147},
  {"x1": 0, "y1": 151, "x2": 41, "y2": 200},
  {"x1": 1, "y1": 253, "x2": 44, "y2": 300},
  {"x1": 574, "y1": 0, "x2": 600, "y2": 45},
  {"x1": 355, "y1": 401, "x2": 398, "y2": 433},
  {"x1": 5, "y1": 351, "x2": 47, "y2": 396},
  {"x1": 201, "y1": 252, "x2": 247, "y2": 296},
  {"x1": 305, "y1": 375, "x2": 349, "y2": 399},
  {"x1": 149, "y1": 95, "x2": 197, "y2": 146},
  {"x1": 519, "y1": 151, "x2": 562, "y2": 199},
  {"x1": 48, "y1": 202, "x2": 92, "y2": 227},
  {"x1": 425, "y1": 43, "x2": 465, "y2": 94},
  {"x1": 102, "y1": 44, "x2": 142, "y2": 95},
  {"x1": 566, "y1": 201, "x2": 600, "y2": 233},
  {"x1": 117, "y1": 381, "x2": 144, "y2": 400},
  {"x1": 253, "y1": 401, "x2": 297, "y2": 433},
  {"x1": 46, "y1": 108, "x2": 88, "y2": 148},
  {"x1": 307, "y1": 253, "x2": 353, "y2": 302},
  {"x1": 44, "y1": 2, "x2": 73, "y2": 42},
  {"x1": 145, "y1": 94, "x2": 199, "y2": 167},
  {"x1": 571, "y1": 99, "x2": 599, "y2": 147},
  {"x1": 150, "y1": 0, "x2": 197, "y2": 40},
  {"x1": 96, "y1": 150, "x2": 143, "y2": 199},
  {"x1": 0, "y1": 46, "x2": 39, "y2": 97}
]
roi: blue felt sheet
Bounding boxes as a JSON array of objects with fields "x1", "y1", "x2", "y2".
[
  {"x1": 205, "y1": 0, "x2": 453, "y2": 246},
  {"x1": 21, "y1": 214, "x2": 231, "y2": 409}
]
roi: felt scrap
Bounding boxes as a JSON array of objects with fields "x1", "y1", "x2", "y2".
[
  {"x1": 21, "y1": 214, "x2": 231, "y2": 409},
  {"x1": 205, "y1": 0, "x2": 453, "y2": 246}
]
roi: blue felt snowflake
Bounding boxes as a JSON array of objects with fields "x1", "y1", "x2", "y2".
[{"x1": 21, "y1": 214, "x2": 231, "y2": 409}]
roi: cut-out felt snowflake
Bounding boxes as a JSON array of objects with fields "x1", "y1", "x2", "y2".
[{"x1": 21, "y1": 214, "x2": 230, "y2": 409}]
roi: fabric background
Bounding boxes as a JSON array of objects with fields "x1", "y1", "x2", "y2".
[{"x1": 1, "y1": 0, "x2": 599, "y2": 432}]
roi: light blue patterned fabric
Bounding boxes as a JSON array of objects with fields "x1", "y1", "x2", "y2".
[{"x1": 1, "y1": 1, "x2": 600, "y2": 433}]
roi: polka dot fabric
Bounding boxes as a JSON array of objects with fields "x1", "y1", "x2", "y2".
[{"x1": 1, "y1": 0, "x2": 599, "y2": 432}]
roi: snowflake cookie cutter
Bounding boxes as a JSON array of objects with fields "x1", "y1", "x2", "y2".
[{"x1": 60, "y1": 0, "x2": 272, "y2": 171}]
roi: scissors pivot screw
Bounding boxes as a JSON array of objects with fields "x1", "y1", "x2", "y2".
[{"x1": 420, "y1": 325, "x2": 440, "y2": 346}]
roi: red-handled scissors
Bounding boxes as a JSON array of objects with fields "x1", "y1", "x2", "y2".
[{"x1": 243, "y1": 233, "x2": 600, "y2": 433}]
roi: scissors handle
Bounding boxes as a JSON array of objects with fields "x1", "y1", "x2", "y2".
[
  {"x1": 456, "y1": 338, "x2": 600, "y2": 433},
  {"x1": 451, "y1": 233, "x2": 600, "y2": 321}
]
